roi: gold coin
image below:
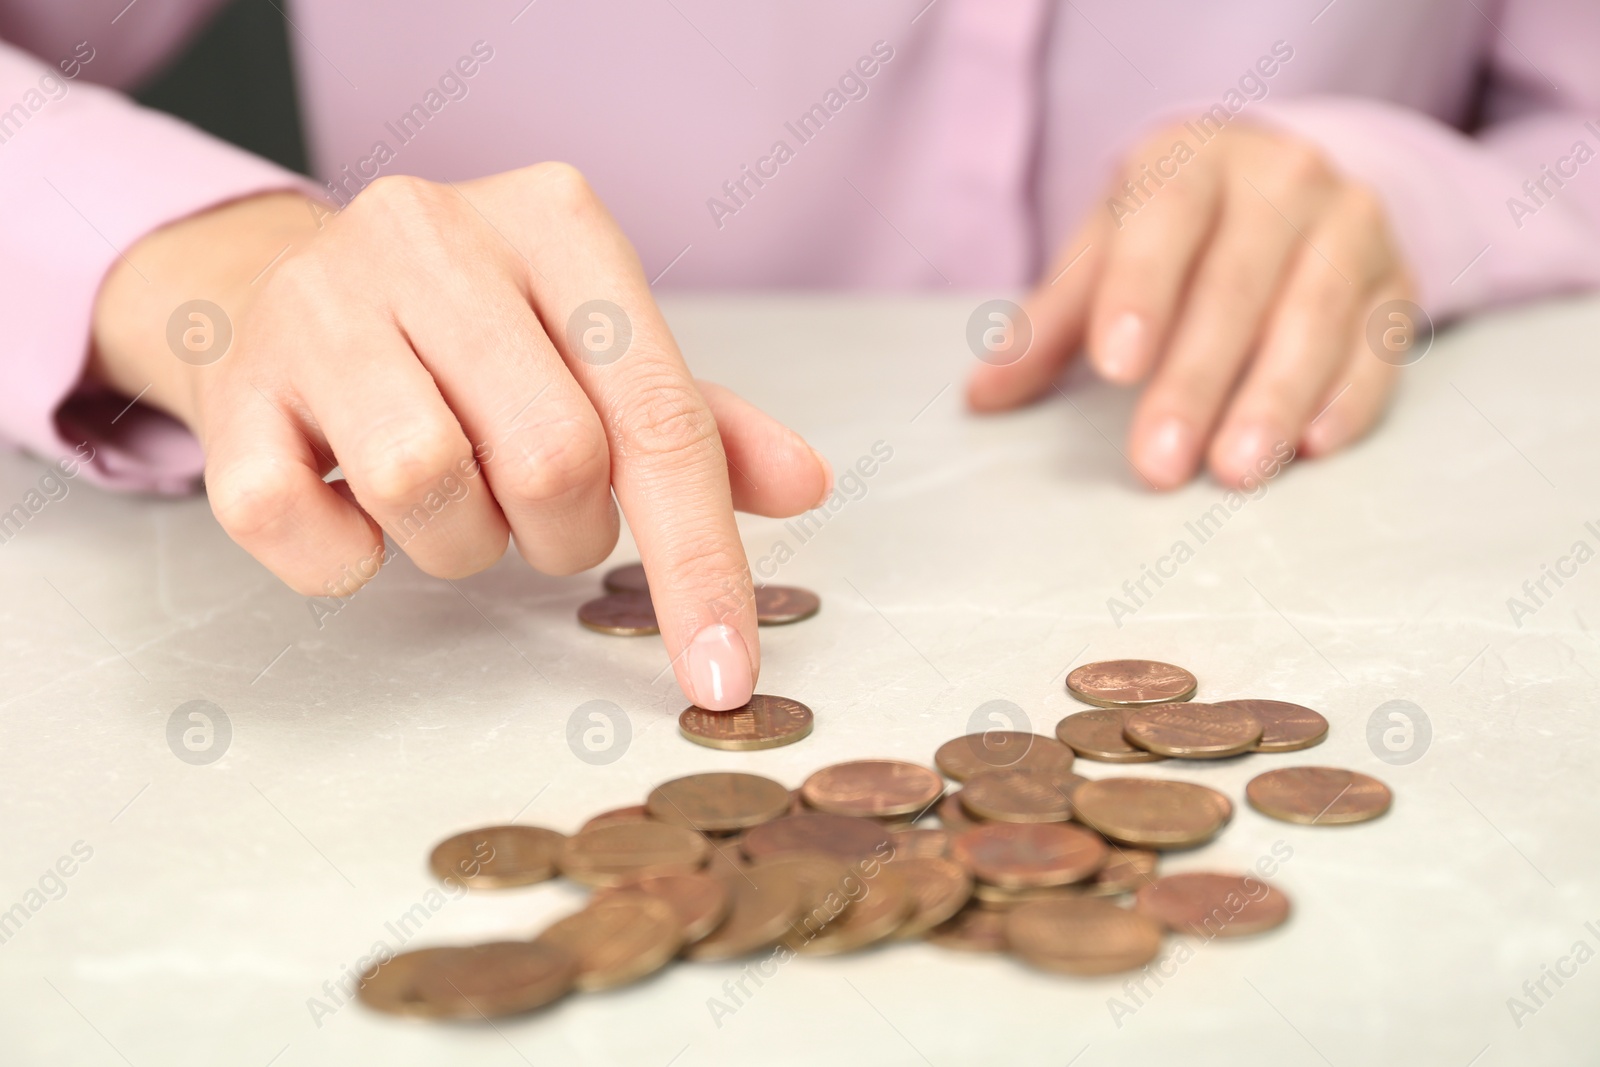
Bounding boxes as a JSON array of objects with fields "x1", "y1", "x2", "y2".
[
  {"x1": 683, "y1": 863, "x2": 804, "y2": 962},
  {"x1": 1071, "y1": 778, "x2": 1232, "y2": 850},
  {"x1": 1123, "y1": 702, "x2": 1262, "y2": 759},
  {"x1": 887, "y1": 857, "x2": 973, "y2": 938},
  {"x1": 577, "y1": 591, "x2": 658, "y2": 636},
  {"x1": 1213, "y1": 698, "x2": 1329, "y2": 752},
  {"x1": 557, "y1": 822, "x2": 709, "y2": 887},
  {"x1": 800, "y1": 760, "x2": 944, "y2": 819},
  {"x1": 679, "y1": 695, "x2": 814, "y2": 751},
  {"x1": 1054, "y1": 708, "x2": 1167, "y2": 763},
  {"x1": 646, "y1": 772, "x2": 791, "y2": 832},
  {"x1": 535, "y1": 893, "x2": 685, "y2": 991},
  {"x1": 925, "y1": 905, "x2": 1008, "y2": 952},
  {"x1": 1246, "y1": 766, "x2": 1392, "y2": 825},
  {"x1": 1006, "y1": 897, "x2": 1164, "y2": 975},
  {"x1": 1066, "y1": 659, "x2": 1197, "y2": 707},
  {"x1": 594, "y1": 872, "x2": 731, "y2": 945},
  {"x1": 786, "y1": 864, "x2": 912, "y2": 955},
  {"x1": 427, "y1": 824, "x2": 566, "y2": 889},
  {"x1": 934, "y1": 731, "x2": 1075, "y2": 782},
  {"x1": 959, "y1": 767, "x2": 1082, "y2": 823}
]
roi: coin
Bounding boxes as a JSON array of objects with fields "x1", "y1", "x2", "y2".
[
  {"x1": 683, "y1": 863, "x2": 804, "y2": 962},
  {"x1": 1071, "y1": 778, "x2": 1232, "y2": 850},
  {"x1": 1054, "y1": 708, "x2": 1167, "y2": 763},
  {"x1": 1246, "y1": 766, "x2": 1393, "y2": 825},
  {"x1": 1066, "y1": 660, "x2": 1197, "y2": 707},
  {"x1": 951, "y1": 823, "x2": 1109, "y2": 889},
  {"x1": 1134, "y1": 872, "x2": 1291, "y2": 938},
  {"x1": 581, "y1": 805, "x2": 655, "y2": 833},
  {"x1": 741, "y1": 813, "x2": 893, "y2": 864},
  {"x1": 925, "y1": 905, "x2": 1008, "y2": 952},
  {"x1": 1123, "y1": 702, "x2": 1263, "y2": 759},
  {"x1": 594, "y1": 872, "x2": 731, "y2": 945},
  {"x1": 647, "y1": 772, "x2": 792, "y2": 833},
  {"x1": 749, "y1": 855, "x2": 854, "y2": 933},
  {"x1": 535, "y1": 893, "x2": 685, "y2": 991},
  {"x1": 934, "y1": 732, "x2": 1075, "y2": 781},
  {"x1": 971, "y1": 881, "x2": 1083, "y2": 909},
  {"x1": 557, "y1": 822, "x2": 709, "y2": 887},
  {"x1": 577, "y1": 591, "x2": 658, "y2": 636},
  {"x1": 392, "y1": 941, "x2": 578, "y2": 1019},
  {"x1": 887, "y1": 857, "x2": 973, "y2": 938},
  {"x1": 1006, "y1": 897, "x2": 1164, "y2": 975},
  {"x1": 787, "y1": 864, "x2": 912, "y2": 955},
  {"x1": 602, "y1": 562, "x2": 649, "y2": 594},
  {"x1": 356, "y1": 947, "x2": 457, "y2": 1017},
  {"x1": 937, "y1": 791, "x2": 981, "y2": 834},
  {"x1": 754, "y1": 585, "x2": 821, "y2": 625},
  {"x1": 679, "y1": 695, "x2": 814, "y2": 751},
  {"x1": 959, "y1": 767, "x2": 1083, "y2": 823},
  {"x1": 1212, "y1": 699, "x2": 1330, "y2": 753},
  {"x1": 800, "y1": 760, "x2": 944, "y2": 819},
  {"x1": 889, "y1": 827, "x2": 951, "y2": 860},
  {"x1": 1086, "y1": 847, "x2": 1159, "y2": 896},
  {"x1": 427, "y1": 825, "x2": 566, "y2": 889}
]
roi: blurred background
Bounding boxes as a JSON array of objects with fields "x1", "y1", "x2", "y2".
[{"x1": 134, "y1": 0, "x2": 307, "y2": 174}]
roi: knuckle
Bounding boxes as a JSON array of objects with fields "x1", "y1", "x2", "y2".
[
  {"x1": 527, "y1": 161, "x2": 600, "y2": 218},
  {"x1": 207, "y1": 457, "x2": 301, "y2": 543},
  {"x1": 346, "y1": 175, "x2": 453, "y2": 246},
  {"x1": 495, "y1": 416, "x2": 612, "y2": 507},
  {"x1": 352, "y1": 420, "x2": 467, "y2": 509},
  {"x1": 611, "y1": 373, "x2": 720, "y2": 462},
  {"x1": 1260, "y1": 140, "x2": 1330, "y2": 196}
]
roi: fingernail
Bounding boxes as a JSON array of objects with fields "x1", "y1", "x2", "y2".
[
  {"x1": 809, "y1": 446, "x2": 835, "y2": 508},
  {"x1": 1135, "y1": 416, "x2": 1195, "y2": 488},
  {"x1": 1098, "y1": 312, "x2": 1149, "y2": 383},
  {"x1": 1220, "y1": 424, "x2": 1272, "y2": 481},
  {"x1": 1302, "y1": 415, "x2": 1339, "y2": 456},
  {"x1": 685, "y1": 623, "x2": 753, "y2": 711}
]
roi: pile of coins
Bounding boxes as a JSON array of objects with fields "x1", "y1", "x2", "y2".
[
  {"x1": 577, "y1": 562, "x2": 822, "y2": 637},
  {"x1": 358, "y1": 659, "x2": 1392, "y2": 1020}
]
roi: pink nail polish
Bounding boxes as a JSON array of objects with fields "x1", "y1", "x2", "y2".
[
  {"x1": 685, "y1": 624, "x2": 753, "y2": 711},
  {"x1": 1099, "y1": 312, "x2": 1149, "y2": 383}
]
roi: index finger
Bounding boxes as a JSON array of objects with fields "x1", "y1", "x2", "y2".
[{"x1": 474, "y1": 164, "x2": 757, "y2": 710}]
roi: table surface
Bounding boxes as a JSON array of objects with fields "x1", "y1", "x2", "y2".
[{"x1": 5, "y1": 294, "x2": 1600, "y2": 1067}]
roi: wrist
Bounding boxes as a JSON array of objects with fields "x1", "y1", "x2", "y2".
[{"x1": 89, "y1": 191, "x2": 325, "y2": 432}]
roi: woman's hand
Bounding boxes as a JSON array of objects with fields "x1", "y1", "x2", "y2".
[
  {"x1": 91, "y1": 165, "x2": 832, "y2": 710},
  {"x1": 968, "y1": 124, "x2": 1411, "y2": 489}
]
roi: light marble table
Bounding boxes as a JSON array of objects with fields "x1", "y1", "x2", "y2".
[{"x1": 5, "y1": 295, "x2": 1599, "y2": 1067}]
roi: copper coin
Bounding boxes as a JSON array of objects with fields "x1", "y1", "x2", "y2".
[
  {"x1": 557, "y1": 822, "x2": 709, "y2": 887},
  {"x1": 951, "y1": 823, "x2": 1109, "y2": 889},
  {"x1": 602, "y1": 561, "x2": 649, "y2": 594},
  {"x1": 800, "y1": 760, "x2": 944, "y2": 819},
  {"x1": 754, "y1": 585, "x2": 821, "y2": 625},
  {"x1": 934, "y1": 731, "x2": 1075, "y2": 782},
  {"x1": 787, "y1": 864, "x2": 912, "y2": 955},
  {"x1": 925, "y1": 905, "x2": 1008, "y2": 952},
  {"x1": 937, "y1": 791, "x2": 982, "y2": 834},
  {"x1": 889, "y1": 827, "x2": 952, "y2": 860},
  {"x1": 971, "y1": 881, "x2": 1083, "y2": 909},
  {"x1": 679, "y1": 694, "x2": 814, "y2": 752},
  {"x1": 535, "y1": 892, "x2": 685, "y2": 991},
  {"x1": 959, "y1": 767, "x2": 1083, "y2": 824},
  {"x1": 1213, "y1": 699, "x2": 1330, "y2": 753},
  {"x1": 1135, "y1": 872, "x2": 1291, "y2": 938},
  {"x1": 577, "y1": 591, "x2": 658, "y2": 636},
  {"x1": 594, "y1": 872, "x2": 731, "y2": 945},
  {"x1": 647, "y1": 772, "x2": 792, "y2": 832},
  {"x1": 1071, "y1": 778, "x2": 1232, "y2": 850},
  {"x1": 887, "y1": 857, "x2": 973, "y2": 938},
  {"x1": 1246, "y1": 766, "x2": 1392, "y2": 825},
  {"x1": 427, "y1": 824, "x2": 566, "y2": 889},
  {"x1": 581, "y1": 805, "x2": 655, "y2": 833},
  {"x1": 1054, "y1": 708, "x2": 1167, "y2": 764},
  {"x1": 1086, "y1": 847, "x2": 1159, "y2": 896},
  {"x1": 356, "y1": 947, "x2": 457, "y2": 1017},
  {"x1": 1123, "y1": 702, "x2": 1263, "y2": 759},
  {"x1": 684, "y1": 863, "x2": 804, "y2": 961},
  {"x1": 749, "y1": 855, "x2": 854, "y2": 931},
  {"x1": 1066, "y1": 659, "x2": 1197, "y2": 708},
  {"x1": 741, "y1": 812, "x2": 893, "y2": 864},
  {"x1": 384, "y1": 941, "x2": 577, "y2": 1019},
  {"x1": 1006, "y1": 897, "x2": 1164, "y2": 975}
]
